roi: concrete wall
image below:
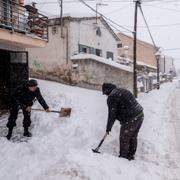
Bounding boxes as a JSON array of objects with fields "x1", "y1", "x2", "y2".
[
  {"x1": 28, "y1": 25, "x2": 68, "y2": 71},
  {"x1": 71, "y1": 58, "x2": 133, "y2": 92},
  {"x1": 117, "y1": 33, "x2": 157, "y2": 67}
]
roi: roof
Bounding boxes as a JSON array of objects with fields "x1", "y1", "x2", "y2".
[{"x1": 48, "y1": 16, "x2": 121, "y2": 41}]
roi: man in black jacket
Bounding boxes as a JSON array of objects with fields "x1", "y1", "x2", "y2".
[
  {"x1": 102, "y1": 83, "x2": 144, "y2": 160},
  {"x1": 6, "y1": 79, "x2": 49, "y2": 140}
]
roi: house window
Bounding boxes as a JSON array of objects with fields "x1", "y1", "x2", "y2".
[
  {"x1": 117, "y1": 43, "x2": 122, "y2": 48},
  {"x1": 79, "y1": 44, "x2": 90, "y2": 53},
  {"x1": 52, "y1": 26, "x2": 58, "y2": 35},
  {"x1": 79, "y1": 44, "x2": 102, "y2": 57},
  {"x1": 95, "y1": 49, "x2": 102, "y2": 57},
  {"x1": 107, "y1": 51, "x2": 114, "y2": 60}
]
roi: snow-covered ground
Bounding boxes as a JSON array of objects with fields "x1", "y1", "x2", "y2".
[{"x1": 0, "y1": 79, "x2": 180, "y2": 180}]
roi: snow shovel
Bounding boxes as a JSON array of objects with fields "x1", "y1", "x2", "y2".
[
  {"x1": 92, "y1": 132, "x2": 108, "y2": 153},
  {"x1": 31, "y1": 108, "x2": 71, "y2": 117}
]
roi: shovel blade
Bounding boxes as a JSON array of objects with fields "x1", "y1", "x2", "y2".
[
  {"x1": 60, "y1": 108, "x2": 72, "y2": 117},
  {"x1": 92, "y1": 148, "x2": 101, "y2": 154}
]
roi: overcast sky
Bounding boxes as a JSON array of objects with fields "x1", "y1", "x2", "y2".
[{"x1": 25, "y1": 0, "x2": 180, "y2": 68}]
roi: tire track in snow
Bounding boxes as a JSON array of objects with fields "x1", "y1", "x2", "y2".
[{"x1": 160, "y1": 86, "x2": 180, "y2": 180}]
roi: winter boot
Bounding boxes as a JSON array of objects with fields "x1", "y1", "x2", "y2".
[
  {"x1": 6, "y1": 128, "x2": 13, "y2": 140},
  {"x1": 23, "y1": 128, "x2": 32, "y2": 137},
  {"x1": 127, "y1": 155, "x2": 135, "y2": 161}
]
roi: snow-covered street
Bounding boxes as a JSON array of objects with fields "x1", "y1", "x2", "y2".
[{"x1": 0, "y1": 79, "x2": 180, "y2": 180}]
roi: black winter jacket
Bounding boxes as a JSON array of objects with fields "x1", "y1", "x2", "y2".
[
  {"x1": 11, "y1": 84, "x2": 49, "y2": 110},
  {"x1": 106, "y1": 88, "x2": 143, "y2": 132}
]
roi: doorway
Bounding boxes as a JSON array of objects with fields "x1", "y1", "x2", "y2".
[{"x1": 0, "y1": 49, "x2": 28, "y2": 110}]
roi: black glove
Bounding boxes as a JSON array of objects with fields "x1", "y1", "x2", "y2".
[{"x1": 106, "y1": 130, "x2": 110, "y2": 135}]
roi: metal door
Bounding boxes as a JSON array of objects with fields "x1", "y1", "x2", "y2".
[{"x1": 9, "y1": 51, "x2": 28, "y2": 96}]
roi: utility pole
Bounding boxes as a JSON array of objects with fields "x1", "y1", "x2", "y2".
[
  {"x1": 58, "y1": 0, "x2": 64, "y2": 38},
  {"x1": 155, "y1": 50, "x2": 161, "y2": 89},
  {"x1": 133, "y1": 0, "x2": 141, "y2": 98}
]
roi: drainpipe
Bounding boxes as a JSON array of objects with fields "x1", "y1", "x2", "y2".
[
  {"x1": 164, "y1": 56, "x2": 166, "y2": 73},
  {"x1": 65, "y1": 25, "x2": 69, "y2": 64}
]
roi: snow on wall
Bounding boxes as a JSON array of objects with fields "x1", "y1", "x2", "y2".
[{"x1": 71, "y1": 54, "x2": 133, "y2": 72}]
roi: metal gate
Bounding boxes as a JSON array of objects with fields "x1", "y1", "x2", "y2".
[
  {"x1": 9, "y1": 51, "x2": 29, "y2": 96},
  {"x1": 0, "y1": 50, "x2": 28, "y2": 110}
]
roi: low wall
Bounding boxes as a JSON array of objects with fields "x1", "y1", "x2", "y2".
[
  {"x1": 30, "y1": 58, "x2": 133, "y2": 92},
  {"x1": 71, "y1": 58, "x2": 133, "y2": 92}
]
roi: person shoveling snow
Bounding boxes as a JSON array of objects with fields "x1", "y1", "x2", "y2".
[
  {"x1": 6, "y1": 79, "x2": 50, "y2": 140},
  {"x1": 96, "y1": 83, "x2": 144, "y2": 161}
]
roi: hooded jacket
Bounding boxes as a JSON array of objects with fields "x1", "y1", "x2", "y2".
[{"x1": 102, "y1": 83, "x2": 143, "y2": 132}]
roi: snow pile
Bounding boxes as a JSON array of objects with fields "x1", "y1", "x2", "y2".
[{"x1": 0, "y1": 79, "x2": 180, "y2": 180}]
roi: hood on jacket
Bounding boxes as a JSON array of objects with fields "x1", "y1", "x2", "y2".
[{"x1": 102, "y1": 83, "x2": 117, "y2": 95}]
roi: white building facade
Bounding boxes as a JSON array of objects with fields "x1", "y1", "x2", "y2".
[{"x1": 28, "y1": 16, "x2": 120, "y2": 73}]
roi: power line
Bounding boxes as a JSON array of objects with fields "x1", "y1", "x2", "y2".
[
  {"x1": 120, "y1": 22, "x2": 180, "y2": 28},
  {"x1": 104, "y1": 3, "x2": 132, "y2": 15},
  {"x1": 145, "y1": 0, "x2": 180, "y2": 5},
  {"x1": 144, "y1": 4, "x2": 180, "y2": 13},
  {"x1": 163, "y1": 48, "x2": 180, "y2": 51},
  {"x1": 78, "y1": 0, "x2": 133, "y2": 33},
  {"x1": 139, "y1": 4, "x2": 157, "y2": 49}
]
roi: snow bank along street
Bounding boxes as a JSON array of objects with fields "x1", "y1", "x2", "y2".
[{"x1": 0, "y1": 79, "x2": 180, "y2": 180}]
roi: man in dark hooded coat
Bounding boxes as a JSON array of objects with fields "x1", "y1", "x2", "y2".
[{"x1": 102, "y1": 83, "x2": 144, "y2": 160}]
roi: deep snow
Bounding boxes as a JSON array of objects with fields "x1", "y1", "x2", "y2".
[{"x1": 0, "y1": 79, "x2": 180, "y2": 180}]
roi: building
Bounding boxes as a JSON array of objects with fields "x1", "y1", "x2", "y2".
[
  {"x1": 28, "y1": 15, "x2": 133, "y2": 91},
  {"x1": 117, "y1": 32, "x2": 157, "y2": 73},
  {"x1": 159, "y1": 55, "x2": 175, "y2": 74},
  {"x1": 0, "y1": 1, "x2": 48, "y2": 110},
  {"x1": 117, "y1": 32, "x2": 160, "y2": 92}
]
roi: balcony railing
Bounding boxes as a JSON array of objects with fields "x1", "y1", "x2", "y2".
[{"x1": 0, "y1": 0, "x2": 48, "y2": 41}]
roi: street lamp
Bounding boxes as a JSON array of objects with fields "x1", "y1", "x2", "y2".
[{"x1": 155, "y1": 50, "x2": 161, "y2": 89}]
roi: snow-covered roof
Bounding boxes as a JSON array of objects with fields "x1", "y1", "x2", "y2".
[
  {"x1": 126, "y1": 58, "x2": 157, "y2": 69},
  {"x1": 137, "y1": 61, "x2": 157, "y2": 69},
  {"x1": 71, "y1": 54, "x2": 133, "y2": 72},
  {"x1": 49, "y1": 13, "x2": 95, "y2": 19}
]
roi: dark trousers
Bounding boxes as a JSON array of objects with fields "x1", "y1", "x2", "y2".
[
  {"x1": 7, "y1": 106, "x2": 31, "y2": 129},
  {"x1": 119, "y1": 113, "x2": 144, "y2": 159}
]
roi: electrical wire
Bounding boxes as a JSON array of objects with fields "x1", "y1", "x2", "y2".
[
  {"x1": 139, "y1": 3, "x2": 158, "y2": 50},
  {"x1": 143, "y1": 4, "x2": 180, "y2": 13},
  {"x1": 78, "y1": 0, "x2": 133, "y2": 33},
  {"x1": 104, "y1": 3, "x2": 132, "y2": 15}
]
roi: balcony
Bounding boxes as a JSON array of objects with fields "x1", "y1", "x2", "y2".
[{"x1": 0, "y1": 0, "x2": 48, "y2": 48}]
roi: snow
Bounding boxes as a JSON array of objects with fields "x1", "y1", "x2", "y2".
[
  {"x1": 71, "y1": 54, "x2": 133, "y2": 72},
  {"x1": 0, "y1": 79, "x2": 180, "y2": 180}
]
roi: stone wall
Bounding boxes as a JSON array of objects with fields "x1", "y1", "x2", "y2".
[{"x1": 71, "y1": 58, "x2": 133, "y2": 92}]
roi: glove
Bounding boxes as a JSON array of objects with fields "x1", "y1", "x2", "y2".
[
  {"x1": 106, "y1": 130, "x2": 110, "y2": 135},
  {"x1": 45, "y1": 108, "x2": 50, "y2": 112},
  {"x1": 25, "y1": 106, "x2": 31, "y2": 112}
]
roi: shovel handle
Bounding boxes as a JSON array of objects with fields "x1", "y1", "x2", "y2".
[
  {"x1": 31, "y1": 108, "x2": 60, "y2": 113},
  {"x1": 96, "y1": 132, "x2": 108, "y2": 150}
]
